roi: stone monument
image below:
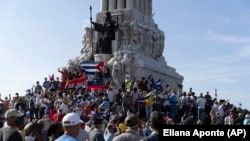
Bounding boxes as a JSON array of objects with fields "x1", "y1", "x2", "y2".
[{"x1": 66, "y1": 0, "x2": 184, "y2": 88}]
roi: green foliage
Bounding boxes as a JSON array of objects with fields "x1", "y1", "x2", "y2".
[{"x1": 18, "y1": 96, "x2": 26, "y2": 103}]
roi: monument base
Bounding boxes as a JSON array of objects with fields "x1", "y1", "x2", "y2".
[
  {"x1": 132, "y1": 54, "x2": 183, "y2": 88},
  {"x1": 94, "y1": 54, "x2": 112, "y2": 62}
]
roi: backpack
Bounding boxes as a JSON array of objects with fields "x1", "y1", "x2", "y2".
[{"x1": 170, "y1": 95, "x2": 178, "y2": 104}]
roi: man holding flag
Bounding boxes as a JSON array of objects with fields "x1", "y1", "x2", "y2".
[
  {"x1": 149, "y1": 75, "x2": 163, "y2": 112},
  {"x1": 138, "y1": 89, "x2": 157, "y2": 120}
]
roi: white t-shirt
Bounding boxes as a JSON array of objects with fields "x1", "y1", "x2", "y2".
[
  {"x1": 107, "y1": 89, "x2": 114, "y2": 103},
  {"x1": 196, "y1": 97, "x2": 206, "y2": 109},
  {"x1": 60, "y1": 103, "x2": 69, "y2": 114},
  {"x1": 39, "y1": 98, "x2": 50, "y2": 108},
  {"x1": 218, "y1": 105, "x2": 225, "y2": 117},
  {"x1": 34, "y1": 93, "x2": 41, "y2": 106}
]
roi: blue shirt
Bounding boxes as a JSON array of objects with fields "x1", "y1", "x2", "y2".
[
  {"x1": 104, "y1": 129, "x2": 114, "y2": 141},
  {"x1": 55, "y1": 134, "x2": 79, "y2": 141}
]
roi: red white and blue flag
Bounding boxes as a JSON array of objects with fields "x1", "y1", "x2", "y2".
[
  {"x1": 150, "y1": 76, "x2": 163, "y2": 90},
  {"x1": 80, "y1": 62, "x2": 104, "y2": 75},
  {"x1": 155, "y1": 79, "x2": 163, "y2": 90}
]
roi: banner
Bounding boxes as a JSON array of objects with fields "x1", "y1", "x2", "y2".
[
  {"x1": 65, "y1": 77, "x2": 88, "y2": 88},
  {"x1": 87, "y1": 85, "x2": 109, "y2": 91}
]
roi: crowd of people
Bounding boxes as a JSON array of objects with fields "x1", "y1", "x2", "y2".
[{"x1": 0, "y1": 65, "x2": 250, "y2": 141}]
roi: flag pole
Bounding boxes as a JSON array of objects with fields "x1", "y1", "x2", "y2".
[{"x1": 90, "y1": 5, "x2": 94, "y2": 61}]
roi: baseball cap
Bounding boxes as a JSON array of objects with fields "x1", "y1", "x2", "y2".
[
  {"x1": 5, "y1": 109, "x2": 23, "y2": 119},
  {"x1": 62, "y1": 113, "x2": 83, "y2": 126}
]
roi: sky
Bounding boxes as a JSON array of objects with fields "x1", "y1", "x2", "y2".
[{"x1": 0, "y1": 0, "x2": 250, "y2": 109}]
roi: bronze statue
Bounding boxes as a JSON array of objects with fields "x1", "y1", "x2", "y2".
[{"x1": 90, "y1": 11, "x2": 119, "y2": 54}]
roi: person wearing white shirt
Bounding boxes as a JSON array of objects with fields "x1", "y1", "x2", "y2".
[
  {"x1": 218, "y1": 99, "x2": 228, "y2": 123},
  {"x1": 73, "y1": 104, "x2": 82, "y2": 116},
  {"x1": 60, "y1": 99, "x2": 69, "y2": 115},
  {"x1": 196, "y1": 93, "x2": 206, "y2": 120},
  {"x1": 33, "y1": 92, "x2": 41, "y2": 107},
  {"x1": 89, "y1": 89, "x2": 95, "y2": 98},
  {"x1": 224, "y1": 111, "x2": 234, "y2": 125},
  {"x1": 107, "y1": 87, "x2": 114, "y2": 106},
  {"x1": 39, "y1": 95, "x2": 50, "y2": 119}
]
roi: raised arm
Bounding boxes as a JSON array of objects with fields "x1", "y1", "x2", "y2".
[
  {"x1": 8, "y1": 94, "x2": 11, "y2": 102},
  {"x1": 0, "y1": 94, "x2": 3, "y2": 102}
]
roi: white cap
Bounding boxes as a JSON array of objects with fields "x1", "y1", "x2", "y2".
[
  {"x1": 62, "y1": 113, "x2": 83, "y2": 126},
  {"x1": 245, "y1": 114, "x2": 250, "y2": 119},
  {"x1": 5, "y1": 109, "x2": 23, "y2": 119}
]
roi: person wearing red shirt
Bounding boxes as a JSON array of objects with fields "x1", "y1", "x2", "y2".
[
  {"x1": 49, "y1": 106, "x2": 57, "y2": 119},
  {"x1": 58, "y1": 67, "x2": 69, "y2": 82},
  {"x1": 83, "y1": 103, "x2": 91, "y2": 115},
  {"x1": 51, "y1": 110, "x2": 64, "y2": 122},
  {"x1": 0, "y1": 94, "x2": 11, "y2": 111}
]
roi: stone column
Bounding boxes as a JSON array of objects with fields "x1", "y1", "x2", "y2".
[
  {"x1": 140, "y1": 0, "x2": 144, "y2": 15},
  {"x1": 148, "y1": 0, "x2": 152, "y2": 17},
  {"x1": 135, "y1": 0, "x2": 140, "y2": 12},
  {"x1": 117, "y1": 0, "x2": 125, "y2": 9},
  {"x1": 144, "y1": 0, "x2": 149, "y2": 17},
  {"x1": 101, "y1": 0, "x2": 108, "y2": 11},
  {"x1": 109, "y1": 0, "x2": 117, "y2": 10},
  {"x1": 126, "y1": 0, "x2": 134, "y2": 9}
]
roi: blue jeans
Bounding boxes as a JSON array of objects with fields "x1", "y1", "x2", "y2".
[
  {"x1": 197, "y1": 108, "x2": 204, "y2": 120},
  {"x1": 145, "y1": 105, "x2": 153, "y2": 120}
]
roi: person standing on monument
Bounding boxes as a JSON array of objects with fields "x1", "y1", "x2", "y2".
[{"x1": 90, "y1": 11, "x2": 119, "y2": 54}]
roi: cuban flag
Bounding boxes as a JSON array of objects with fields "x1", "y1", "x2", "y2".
[
  {"x1": 150, "y1": 76, "x2": 163, "y2": 90},
  {"x1": 81, "y1": 62, "x2": 104, "y2": 75},
  {"x1": 155, "y1": 79, "x2": 163, "y2": 90}
]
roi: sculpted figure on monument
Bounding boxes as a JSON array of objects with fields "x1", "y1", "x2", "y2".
[
  {"x1": 132, "y1": 53, "x2": 144, "y2": 79},
  {"x1": 110, "y1": 52, "x2": 123, "y2": 88},
  {"x1": 79, "y1": 27, "x2": 94, "y2": 62},
  {"x1": 91, "y1": 11, "x2": 119, "y2": 54},
  {"x1": 120, "y1": 21, "x2": 130, "y2": 50},
  {"x1": 158, "y1": 31, "x2": 165, "y2": 58},
  {"x1": 81, "y1": 27, "x2": 92, "y2": 54},
  {"x1": 138, "y1": 24, "x2": 145, "y2": 52},
  {"x1": 121, "y1": 53, "x2": 132, "y2": 77}
]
